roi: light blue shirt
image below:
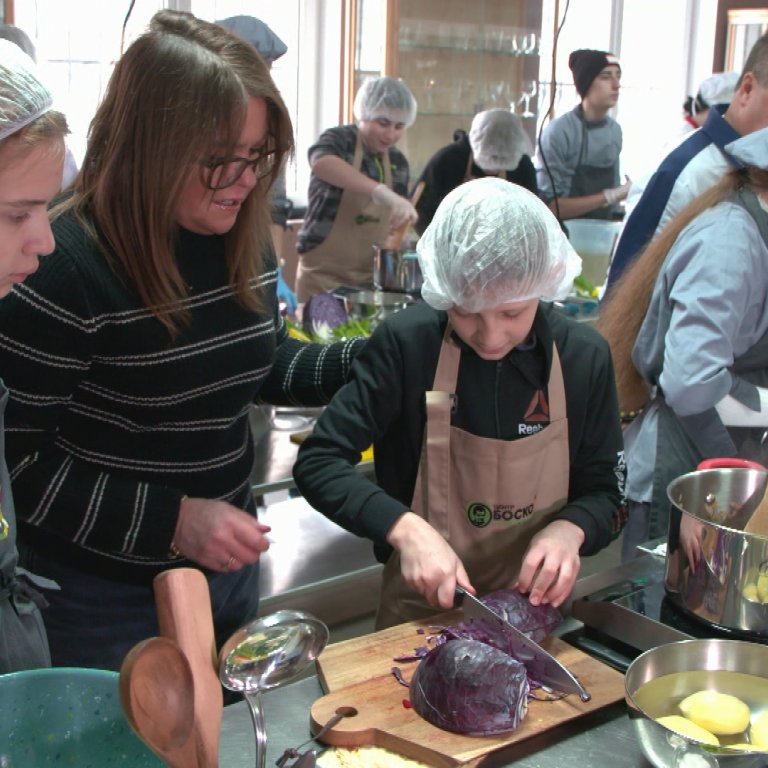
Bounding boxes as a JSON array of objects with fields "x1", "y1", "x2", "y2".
[{"x1": 627, "y1": 199, "x2": 768, "y2": 499}]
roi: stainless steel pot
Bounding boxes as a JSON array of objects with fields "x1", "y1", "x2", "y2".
[
  {"x1": 665, "y1": 461, "x2": 768, "y2": 635},
  {"x1": 343, "y1": 289, "x2": 415, "y2": 329},
  {"x1": 372, "y1": 246, "x2": 423, "y2": 294},
  {"x1": 625, "y1": 638, "x2": 768, "y2": 768}
]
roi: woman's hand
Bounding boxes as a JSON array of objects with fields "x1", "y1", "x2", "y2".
[
  {"x1": 514, "y1": 519, "x2": 584, "y2": 608},
  {"x1": 172, "y1": 497, "x2": 271, "y2": 572},
  {"x1": 386, "y1": 511, "x2": 473, "y2": 609}
]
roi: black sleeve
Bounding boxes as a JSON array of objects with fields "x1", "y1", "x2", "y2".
[
  {"x1": 414, "y1": 146, "x2": 462, "y2": 235},
  {"x1": 293, "y1": 319, "x2": 413, "y2": 544},
  {"x1": 553, "y1": 323, "x2": 627, "y2": 553},
  {"x1": 510, "y1": 154, "x2": 540, "y2": 198}
]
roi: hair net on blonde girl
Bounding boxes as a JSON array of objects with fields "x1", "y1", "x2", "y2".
[
  {"x1": 0, "y1": 39, "x2": 53, "y2": 140},
  {"x1": 417, "y1": 177, "x2": 582, "y2": 312}
]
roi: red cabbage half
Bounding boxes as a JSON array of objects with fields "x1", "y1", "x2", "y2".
[
  {"x1": 409, "y1": 638, "x2": 530, "y2": 735},
  {"x1": 407, "y1": 589, "x2": 562, "y2": 735},
  {"x1": 302, "y1": 292, "x2": 348, "y2": 336}
]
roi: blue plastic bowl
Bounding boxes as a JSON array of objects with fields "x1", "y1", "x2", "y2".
[{"x1": 0, "y1": 667, "x2": 162, "y2": 766}]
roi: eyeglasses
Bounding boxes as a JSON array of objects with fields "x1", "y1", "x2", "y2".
[{"x1": 204, "y1": 148, "x2": 277, "y2": 190}]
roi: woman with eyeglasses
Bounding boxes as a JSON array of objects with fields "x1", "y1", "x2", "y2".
[{"x1": 0, "y1": 10, "x2": 364, "y2": 670}]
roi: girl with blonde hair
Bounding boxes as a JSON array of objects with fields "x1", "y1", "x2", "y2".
[{"x1": 598, "y1": 127, "x2": 768, "y2": 558}]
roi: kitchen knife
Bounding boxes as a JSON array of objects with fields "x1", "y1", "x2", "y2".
[{"x1": 455, "y1": 587, "x2": 591, "y2": 701}]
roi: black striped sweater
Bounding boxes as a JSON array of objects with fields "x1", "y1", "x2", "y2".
[{"x1": 0, "y1": 211, "x2": 363, "y2": 582}]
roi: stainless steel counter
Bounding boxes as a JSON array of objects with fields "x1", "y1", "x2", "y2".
[
  {"x1": 217, "y1": 557, "x2": 676, "y2": 768},
  {"x1": 219, "y1": 675, "x2": 651, "y2": 767},
  {"x1": 250, "y1": 405, "x2": 373, "y2": 497}
]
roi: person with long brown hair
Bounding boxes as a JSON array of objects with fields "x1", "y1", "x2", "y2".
[
  {"x1": 0, "y1": 11, "x2": 363, "y2": 670},
  {"x1": 598, "y1": 127, "x2": 768, "y2": 560},
  {"x1": 0, "y1": 39, "x2": 69, "y2": 671}
]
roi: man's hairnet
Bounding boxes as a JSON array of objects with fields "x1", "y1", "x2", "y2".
[
  {"x1": 353, "y1": 76, "x2": 417, "y2": 128},
  {"x1": 0, "y1": 39, "x2": 52, "y2": 141},
  {"x1": 417, "y1": 178, "x2": 582, "y2": 312},
  {"x1": 468, "y1": 109, "x2": 533, "y2": 172}
]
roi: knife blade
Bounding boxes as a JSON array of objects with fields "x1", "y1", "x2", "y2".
[{"x1": 455, "y1": 587, "x2": 591, "y2": 702}]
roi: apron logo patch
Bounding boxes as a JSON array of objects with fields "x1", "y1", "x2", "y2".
[
  {"x1": 466, "y1": 502, "x2": 535, "y2": 527},
  {"x1": 466, "y1": 502, "x2": 492, "y2": 528}
]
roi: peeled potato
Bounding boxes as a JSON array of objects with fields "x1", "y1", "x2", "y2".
[
  {"x1": 751, "y1": 710, "x2": 768, "y2": 747},
  {"x1": 757, "y1": 572, "x2": 768, "y2": 603},
  {"x1": 656, "y1": 715, "x2": 720, "y2": 745},
  {"x1": 679, "y1": 690, "x2": 751, "y2": 735},
  {"x1": 743, "y1": 583, "x2": 759, "y2": 602}
]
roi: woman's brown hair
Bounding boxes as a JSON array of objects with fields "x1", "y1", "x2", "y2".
[
  {"x1": 56, "y1": 10, "x2": 294, "y2": 334},
  {"x1": 597, "y1": 167, "x2": 768, "y2": 413}
]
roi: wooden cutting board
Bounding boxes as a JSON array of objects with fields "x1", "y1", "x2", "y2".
[{"x1": 310, "y1": 609, "x2": 626, "y2": 768}]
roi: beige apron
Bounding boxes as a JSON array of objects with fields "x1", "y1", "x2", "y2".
[
  {"x1": 464, "y1": 152, "x2": 506, "y2": 182},
  {"x1": 295, "y1": 131, "x2": 393, "y2": 302},
  {"x1": 376, "y1": 324, "x2": 570, "y2": 628}
]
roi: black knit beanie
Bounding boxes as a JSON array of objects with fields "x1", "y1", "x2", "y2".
[{"x1": 569, "y1": 49, "x2": 620, "y2": 98}]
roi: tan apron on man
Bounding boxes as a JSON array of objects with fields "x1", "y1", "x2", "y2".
[
  {"x1": 376, "y1": 324, "x2": 570, "y2": 628},
  {"x1": 295, "y1": 131, "x2": 393, "y2": 302}
]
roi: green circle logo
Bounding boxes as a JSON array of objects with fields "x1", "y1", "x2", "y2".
[{"x1": 467, "y1": 502, "x2": 492, "y2": 528}]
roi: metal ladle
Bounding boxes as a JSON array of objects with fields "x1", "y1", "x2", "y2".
[{"x1": 218, "y1": 610, "x2": 329, "y2": 768}]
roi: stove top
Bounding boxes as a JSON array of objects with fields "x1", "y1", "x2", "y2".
[{"x1": 564, "y1": 553, "x2": 768, "y2": 672}]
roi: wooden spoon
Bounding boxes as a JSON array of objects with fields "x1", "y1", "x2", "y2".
[
  {"x1": 119, "y1": 636, "x2": 197, "y2": 768},
  {"x1": 381, "y1": 181, "x2": 425, "y2": 250},
  {"x1": 154, "y1": 568, "x2": 222, "y2": 768}
]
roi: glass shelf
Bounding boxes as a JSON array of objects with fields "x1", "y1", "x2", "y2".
[
  {"x1": 398, "y1": 42, "x2": 540, "y2": 58},
  {"x1": 416, "y1": 110, "x2": 479, "y2": 118}
]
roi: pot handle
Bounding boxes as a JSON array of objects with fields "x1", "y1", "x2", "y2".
[{"x1": 697, "y1": 458, "x2": 766, "y2": 470}]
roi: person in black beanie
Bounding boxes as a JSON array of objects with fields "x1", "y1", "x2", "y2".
[{"x1": 535, "y1": 48, "x2": 628, "y2": 221}]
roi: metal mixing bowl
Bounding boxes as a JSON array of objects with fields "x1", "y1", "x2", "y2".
[
  {"x1": 625, "y1": 638, "x2": 768, "y2": 767},
  {"x1": 343, "y1": 290, "x2": 415, "y2": 328}
]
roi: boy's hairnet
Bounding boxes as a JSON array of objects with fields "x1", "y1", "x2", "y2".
[
  {"x1": 417, "y1": 178, "x2": 582, "y2": 312},
  {"x1": 353, "y1": 76, "x2": 417, "y2": 127},
  {"x1": 469, "y1": 109, "x2": 533, "y2": 172},
  {"x1": 0, "y1": 39, "x2": 52, "y2": 141}
]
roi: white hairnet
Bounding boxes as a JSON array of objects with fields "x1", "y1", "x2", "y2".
[
  {"x1": 468, "y1": 109, "x2": 533, "y2": 172},
  {"x1": 353, "y1": 76, "x2": 417, "y2": 128},
  {"x1": 417, "y1": 178, "x2": 582, "y2": 312},
  {"x1": 0, "y1": 39, "x2": 52, "y2": 141},
  {"x1": 695, "y1": 71, "x2": 738, "y2": 113}
]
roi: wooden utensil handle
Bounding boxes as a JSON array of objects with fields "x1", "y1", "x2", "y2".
[
  {"x1": 382, "y1": 181, "x2": 426, "y2": 250},
  {"x1": 154, "y1": 568, "x2": 222, "y2": 768}
]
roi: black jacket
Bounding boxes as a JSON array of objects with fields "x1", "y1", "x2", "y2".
[
  {"x1": 294, "y1": 302, "x2": 626, "y2": 564},
  {"x1": 413, "y1": 135, "x2": 539, "y2": 234}
]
